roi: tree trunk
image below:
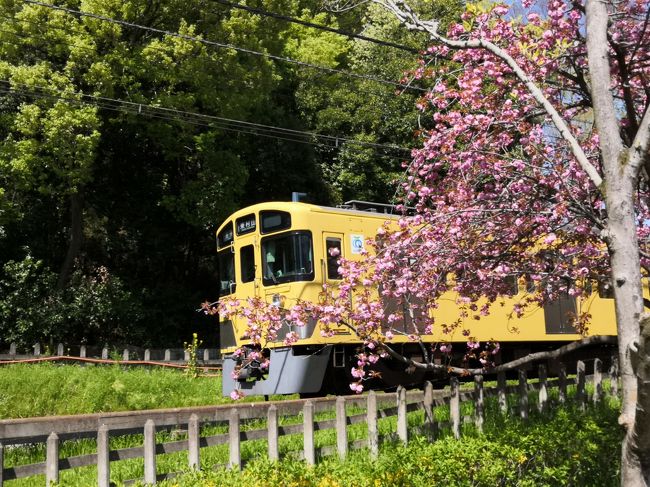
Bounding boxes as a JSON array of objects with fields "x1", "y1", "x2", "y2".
[{"x1": 57, "y1": 192, "x2": 83, "y2": 290}]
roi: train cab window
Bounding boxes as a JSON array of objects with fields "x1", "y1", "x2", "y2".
[
  {"x1": 326, "y1": 238, "x2": 342, "y2": 279},
  {"x1": 262, "y1": 232, "x2": 314, "y2": 286},
  {"x1": 218, "y1": 248, "x2": 236, "y2": 296},
  {"x1": 261, "y1": 211, "x2": 291, "y2": 234},
  {"x1": 217, "y1": 222, "x2": 234, "y2": 249},
  {"x1": 504, "y1": 275, "x2": 519, "y2": 296},
  {"x1": 240, "y1": 245, "x2": 255, "y2": 283}
]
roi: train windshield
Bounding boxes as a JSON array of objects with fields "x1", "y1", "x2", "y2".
[
  {"x1": 218, "y1": 249, "x2": 236, "y2": 296},
  {"x1": 262, "y1": 232, "x2": 314, "y2": 286}
]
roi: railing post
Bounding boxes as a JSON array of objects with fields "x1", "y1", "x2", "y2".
[
  {"x1": 33, "y1": 343, "x2": 40, "y2": 357},
  {"x1": 538, "y1": 364, "x2": 548, "y2": 413},
  {"x1": 497, "y1": 371, "x2": 507, "y2": 414},
  {"x1": 144, "y1": 419, "x2": 156, "y2": 484},
  {"x1": 164, "y1": 349, "x2": 171, "y2": 362},
  {"x1": 518, "y1": 369, "x2": 528, "y2": 420},
  {"x1": 577, "y1": 360, "x2": 586, "y2": 410},
  {"x1": 184, "y1": 350, "x2": 190, "y2": 362},
  {"x1": 46, "y1": 432, "x2": 59, "y2": 486},
  {"x1": 559, "y1": 363, "x2": 567, "y2": 403},
  {"x1": 303, "y1": 400, "x2": 315, "y2": 465},
  {"x1": 203, "y1": 349, "x2": 210, "y2": 362},
  {"x1": 9, "y1": 342, "x2": 16, "y2": 357},
  {"x1": 610, "y1": 355, "x2": 619, "y2": 397},
  {"x1": 122, "y1": 349, "x2": 130, "y2": 361},
  {"x1": 80, "y1": 345, "x2": 87, "y2": 358},
  {"x1": 593, "y1": 358, "x2": 603, "y2": 404},
  {"x1": 57, "y1": 343, "x2": 64, "y2": 356},
  {"x1": 102, "y1": 346, "x2": 109, "y2": 360},
  {"x1": 367, "y1": 391, "x2": 378, "y2": 459},
  {"x1": 474, "y1": 375, "x2": 484, "y2": 433},
  {"x1": 144, "y1": 349, "x2": 151, "y2": 361},
  {"x1": 229, "y1": 409, "x2": 241, "y2": 470},
  {"x1": 188, "y1": 414, "x2": 200, "y2": 470},
  {"x1": 336, "y1": 396, "x2": 348, "y2": 459},
  {"x1": 450, "y1": 377, "x2": 460, "y2": 439},
  {"x1": 0, "y1": 441, "x2": 4, "y2": 487},
  {"x1": 97, "y1": 424, "x2": 110, "y2": 487},
  {"x1": 423, "y1": 381, "x2": 436, "y2": 439},
  {"x1": 397, "y1": 386, "x2": 408, "y2": 444},
  {"x1": 267, "y1": 405, "x2": 279, "y2": 461}
]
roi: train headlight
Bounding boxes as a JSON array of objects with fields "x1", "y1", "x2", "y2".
[{"x1": 272, "y1": 293, "x2": 282, "y2": 308}]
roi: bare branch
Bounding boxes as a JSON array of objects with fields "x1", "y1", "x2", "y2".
[{"x1": 380, "y1": 335, "x2": 617, "y2": 375}]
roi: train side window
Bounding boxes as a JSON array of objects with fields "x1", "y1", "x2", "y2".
[
  {"x1": 260, "y1": 211, "x2": 291, "y2": 234},
  {"x1": 326, "y1": 238, "x2": 342, "y2": 279},
  {"x1": 598, "y1": 280, "x2": 614, "y2": 299},
  {"x1": 240, "y1": 245, "x2": 255, "y2": 283},
  {"x1": 504, "y1": 275, "x2": 518, "y2": 295}
]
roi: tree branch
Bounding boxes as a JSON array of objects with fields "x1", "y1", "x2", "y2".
[
  {"x1": 379, "y1": 335, "x2": 617, "y2": 375},
  {"x1": 374, "y1": 0, "x2": 604, "y2": 189}
]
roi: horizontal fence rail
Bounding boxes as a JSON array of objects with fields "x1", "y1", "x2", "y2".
[
  {"x1": 0, "y1": 343, "x2": 223, "y2": 369},
  {"x1": 0, "y1": 357, "x2": 618, "y2": 486}
]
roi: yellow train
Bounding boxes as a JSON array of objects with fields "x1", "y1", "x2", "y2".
[{"x1": 215, "y1": 200, "x2": 619, "y2": 396}]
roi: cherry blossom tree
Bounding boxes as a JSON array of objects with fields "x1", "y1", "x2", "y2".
[{"x1": 213, "y1": 0, "x2": 650, "y2": 483}]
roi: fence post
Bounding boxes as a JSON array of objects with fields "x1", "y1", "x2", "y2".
[
  {"x1": 303, "y1": 400, "x2": 315, "y2": 465},
  {"x1": 610, "y1": 355, "x2": 619, "y2": 397},
  {"x1": 97, "y1": 424, "x2": 110, "y2": 487},
  {"x1": 57, "y1": 343, "x2": 64, "y2": 356},
  {"x1": 229, "y1": 409, "x2": 241, "y2": 471},
  {"x1": 538, "y1": 364, "x2": 548, "y2": 413},
  {"x1": 144, "y1": 349, "x2": 151, "y2": 361},
  {"x1": 203, "y1": 349, "x2": 210, "y2": 362},
  {"x1": 397, "y1": 386, "x2": 408, "y2": 444},
  {"x1": 336, "y1": 396, "x2": 348, "y2": 459},
  {"x1": 33, "y1": 343, "x2": 40, "y2": 357},
  {"x1": 46, "y1": 432, "x2": 59, "y2": 486},
  {"x1": 144, "y1": 419, "x2": 156, "y2": 484},
  {"x1": 577, "y1": 360, "x2": 586, "y2": 410},
  {"x1": 188, "y1": 414, "x2": 200, "y2": 470},
  {"x1": 267, "y1": 405, "x2": 279, "y2": 461},
  {"x1": 9, "y1": 342, "x2": 15, "y2": 357},
  {"x1": 80, "y1": 345, "x2": 87, "y2": 359},
  {"x1": 450, "y1": 377, "x2": 460, "y2": 439},
  {"x1": 164, "y1": 349, "x2": 171, "y2": 362},
  {"x1": 0, "y1": 441, "x2": 4, "y2": 487},
  {"x1": 474, "y1": 375, "x2": 484, "y2": 433},
  {"x1": 519, "y1": 369, "x2": 528, "y2": 420},
  {"x1": 123, "y1": 349, "x2": 130, "y2": 361},
  {"x1": 593, "y1": 358, "x2": 603, "y2": 404},
  {"x1": 367, "y1": 391, "x2": 378, "y2": 459},
  {"x1": 102, "y1": 346, "x2": 108, "y2": 360},
  {"x1": 559, "y1": 363, "x2": 567, "y2": 403},
  {"x1": 497, "y1": 371, "x2": 507, "y2": 414},
  {"x1": 423, "y1": 381, "x2": 437, "y2": 439}
]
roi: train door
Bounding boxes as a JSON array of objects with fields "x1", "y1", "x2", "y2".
[{"x1": 237, "y1": 236, "x2": 260, "y2": 300}]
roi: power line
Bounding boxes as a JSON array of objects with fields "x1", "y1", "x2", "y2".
[
  {"x1": 0, "y1": 80, "x2": 412, "y2": 156},
  {"x1": 21, "y1": 0, "x2": 426, "y2": 93},
  {"x1": 211, "y1": 0, "x2": 421, "y2": 54}
]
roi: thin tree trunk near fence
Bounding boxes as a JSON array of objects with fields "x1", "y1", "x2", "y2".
[{"x1": 0, "y1": 357, "x2": 615, "y2": 486}]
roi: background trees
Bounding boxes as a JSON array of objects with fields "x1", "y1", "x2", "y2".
[{"x1": 0, "y1": 0, "x2": 446, "y2": 346}]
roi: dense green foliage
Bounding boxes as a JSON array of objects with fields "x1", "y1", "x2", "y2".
[
  {"x1": 150, "y1": 400, "x2": 622, "y2": 487},
  {"x1": 0, "y1": 0, "x2": 462, "y2": 348}
]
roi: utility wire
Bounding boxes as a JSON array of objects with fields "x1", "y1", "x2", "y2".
[
  {"x1": 0, "y1": 80, "x2": 412, "y2": 156},
  {"x1": 211, "y1": 0, "x2": 421, "y2": 54},
  {"x1": 21, "y1": 0, "x2": 426, "y2": 93}
]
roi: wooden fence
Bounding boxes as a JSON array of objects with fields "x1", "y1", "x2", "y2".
[
  {"x1": 0, "y1": 357, "x2": 617, "y2": 486},
  {"x1": 0, "y1": 343, "x2": 222, "y2": 367}
]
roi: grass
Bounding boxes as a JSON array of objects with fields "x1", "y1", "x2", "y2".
[{"x1": 0, "y1": 365, "x2": 623, "y2": 486}]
